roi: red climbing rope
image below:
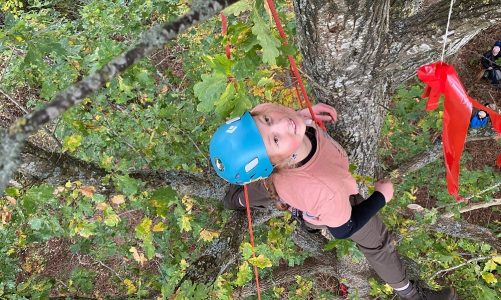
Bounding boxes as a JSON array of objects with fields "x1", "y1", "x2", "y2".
[
  {"x1": 243, "y1": 185, "x2": 262, "y2": 300},
  {"x1": 265, "y1": 0, "x2": 326, "y2": 130},
  {"x1": 222, "y1": 1, "x2": 328, "y2": 297}
]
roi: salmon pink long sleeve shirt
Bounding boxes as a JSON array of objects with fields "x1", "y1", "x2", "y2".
[{"x1": 272, "y1": 126, "x2": 359, "y2": 227}]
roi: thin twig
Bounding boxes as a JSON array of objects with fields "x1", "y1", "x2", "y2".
[
  {"x1": 56, "y1": 279, "x2": 69, "y2": 288},
  {"x1": 102, "y1": 119, "x2": 151, "y2": 166},
  {"x1": 0, "y1": 88, "x2": 29, "y2": 114},
  {"x1": 437, "y1": 180, "x2": 501, "y2": 211},
  {"x1": 0, "y1": 51, "x2": 13, "y2": 82},
  {"x1": 91, "y1": 257, "x2": 124, "y2": 282},
  {"x1": 429, "y1": 256, "x2": 491, "y2": 280},
  {"x1": 0, "y1": 88, "x2": 63, "y2": 148},
  {"x1": 466, "y1": 181, "x2": 501, "y2": 200}
]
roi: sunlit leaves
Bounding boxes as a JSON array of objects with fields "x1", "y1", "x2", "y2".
[
  {"x1": 70, "y1": 220, "x2": 96, "y2": 238},
  {"x1": 248, "y1": 254, "x2": 272, "y2": 268},
  {"x1": 123, "y1": 278, "x2": 137, "y2": 294},
  {"x1": 103, "y1": 207, "x2": 121, "y2": 227},
  {"x1": 234, "y1": 262, "x2": 252, "y2": 286},
  {"x1": 199, "y1": 229, "x2": 220, "y2": 242},
  {"x1": 223, "y1": 0, "x2": 252, "y2": 16},
  {"x1": 63, "y1": 134, "x2": 83, "y2": 153},
  {"x1": 481, "y1": 272, "x2": 497, "y2": 285},
  {"x1": 135, "y1": 217, "x2": 155, "y2": 259}
]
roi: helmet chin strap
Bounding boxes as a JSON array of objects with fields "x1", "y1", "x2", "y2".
[{"x1": 288, "y1": 153, "x2": 298, "y2": 166}]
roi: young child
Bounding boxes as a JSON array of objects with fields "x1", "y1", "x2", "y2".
[{"x1": 210, "y1": 103, "x2": 457, "y2": 300}]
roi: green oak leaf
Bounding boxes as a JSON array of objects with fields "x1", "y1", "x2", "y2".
[
  {"x1": 194, "y1": 72, "x2": 227, "y2": 112},
  {"x1": 224, "y1": 0, "x2": 252, "y2": 16},
  {"x1": 252, "y1": 11, "x2": 281, "y2": 66}
]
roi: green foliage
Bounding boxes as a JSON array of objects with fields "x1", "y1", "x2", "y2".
[
  {"x1": 380, "y1": 83, "x2": 443, "y2": 165},
  {"x1": 1, "y1": 0, "x2": 499, "y2": 299},
  {"x1": 377, "y1": 82, "x2": 501, "y2": 299},
  {"x1": 324, "y1": 239, "x2": 365, "y2": 263},
  {"x1": 70, "y1": 267, "x2": 96, "y2": 293},
  {"x1": 194, "y1": 0, "x2": 300, "y2": 119}
]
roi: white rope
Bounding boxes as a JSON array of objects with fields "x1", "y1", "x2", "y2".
[{"x1": 440, "y1": 0, "x2": 455, "y2": 62}]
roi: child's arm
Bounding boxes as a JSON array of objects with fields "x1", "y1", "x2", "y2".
[
  {"x1": 327, "y1": 180, "x2": 393, "y2": 239},
  {"x1": 223, "y1": 181, "x2": 273, "y2": 210},
  {"x1": 298, "y1": 103, "x2": 337, "y2": 123},
  {"x1": 327, "y1": 191, "x2": 386, "y2": 239}
]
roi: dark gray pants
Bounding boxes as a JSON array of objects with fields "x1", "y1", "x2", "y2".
[{"x1": 348, "y1": 194, "x2": 409, "y2": 289}]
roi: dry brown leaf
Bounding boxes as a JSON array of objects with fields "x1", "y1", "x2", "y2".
[
  {"x1": 80, "y1": 186, "x2": 96, "y2": 197},
  {"x1": 1, "y1": 207, "x2": 12, "y2": 224},
  {"x1": 6, "y1": 196, "x2": 16, "y2": 205},
  {"x1": 96, "y1": 202, "x2": 109, "y2": 211},
  {"x1": 129, "y1": 247, "x2": 147, "y2": 266},
  {"x1": 111, "y1": 195, "x2": 125, "y2": 205}
]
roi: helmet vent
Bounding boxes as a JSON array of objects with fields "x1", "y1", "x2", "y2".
[
  {"x1": 214, "y1": 158, "x2": 224, "y2": 171},
  {"x1": 245, "y1": 158, "x2": 259, "y2": 172}
]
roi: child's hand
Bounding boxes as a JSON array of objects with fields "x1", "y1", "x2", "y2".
[
  {"x1": 298, "y1": 103, "x2": 337, "y2": 123},
  {"x1": 375, "y1": 180, "x2": 394, "y2": 203}
]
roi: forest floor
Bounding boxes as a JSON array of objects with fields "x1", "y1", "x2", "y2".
[
  {"x1": 1, "y1": 24, "x2": 500, "y2": 300},
  {"x1": 414, "y1": 25, "x2": 501, "y2": 229}
]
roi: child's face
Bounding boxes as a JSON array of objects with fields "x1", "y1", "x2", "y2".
[{"x1": 252, "y1": 103, "x2": 306, "y2": 164}]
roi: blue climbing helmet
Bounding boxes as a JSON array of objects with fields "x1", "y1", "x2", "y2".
[{"x1": 209, "y1": 112, "x2": 273, "y2": 185}]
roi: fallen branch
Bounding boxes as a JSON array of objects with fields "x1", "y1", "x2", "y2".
[
  {"x1": 429, "y1": 256, "x2": 491, "y2": 280},
  {"x1": 442, "y1": 198, "x2": 501, "y2": 218},
  {"x1": 236, "y1": 258, "x2": 344, "y2": 299},
  {"x1": 390, "y1": 133, "x2": 498, "y2": 179}
]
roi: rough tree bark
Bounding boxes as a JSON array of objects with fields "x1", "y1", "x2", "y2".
[{"x1": 292, "y1": 0, "x2": 501, "y2": 176}]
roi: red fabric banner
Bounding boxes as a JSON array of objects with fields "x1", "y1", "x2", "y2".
[{"x1": 417, "y1": 62, "x2": 501, "y2": 200}]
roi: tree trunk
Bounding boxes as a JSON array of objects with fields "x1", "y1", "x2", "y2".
[{"x1": 292, "y1": 0, "x2": 501, "y2": 176}]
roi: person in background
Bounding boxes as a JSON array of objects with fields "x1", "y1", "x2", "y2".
[
  {"x1": 481, "y1": 45, "x2": 501, "y2": 86},
  {"x1": 210, "y1": 102, "x2": 457, "y2": 300},
  {"x1": 470, "y1": 110, "x2": 489, "y2": 129}
]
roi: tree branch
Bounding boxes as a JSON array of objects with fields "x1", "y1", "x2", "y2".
[
  {"x1": 390, "y1": 132, "x2": 498, "y2": 179},
  {"x1": 0, "y1": 0, "x2": 240, "y2": 195},
  {"x1": 442, "y1": 198, "x2": 501, "y2": 218},
  {"x1": 429, "y1": 256, "x2": 492, "y2": 280},
  {"x1": 388, "y1": 0, "x2": 501, "y2": 81},
  {"x1": 236, "y1": 258, "x2": 344, "y2": 299}
]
